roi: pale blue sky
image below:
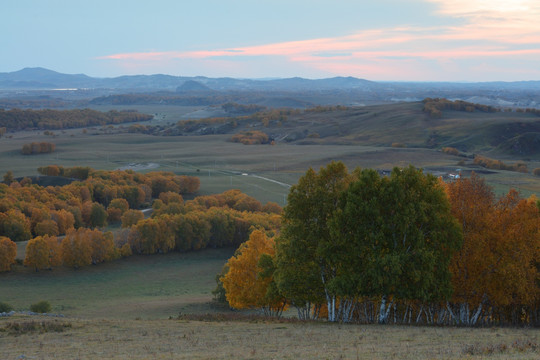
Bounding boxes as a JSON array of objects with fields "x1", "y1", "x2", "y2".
[{"x1": 2, "y1": 0, "x2": 539, "y2": 81}]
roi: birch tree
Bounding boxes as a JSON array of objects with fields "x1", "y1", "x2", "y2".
[
  {"x1": 330, "y1": 166, "x2": 462, "y2": 323},
  {"x1": 275, "y1": 161, "x2": 351, "y2": 321}
]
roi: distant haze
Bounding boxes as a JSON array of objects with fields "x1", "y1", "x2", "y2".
[{"x1": 3, "y1": 0, "x2": 540, "y2": 81}]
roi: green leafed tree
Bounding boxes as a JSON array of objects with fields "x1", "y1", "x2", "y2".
[
  {"x1": 275, "y1": 161, "x2": 351, "y2": 321},
  {"x1": 329, "y1": 166, "x2": 462, "y2": 323}
]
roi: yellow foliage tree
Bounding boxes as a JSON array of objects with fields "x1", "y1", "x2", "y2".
[
  {"x1": 24, "y1": 236, "x2": 49, "y2": 271},
  {"x1": 24, "y1": 235, "x2": 61, "y2": 271},
  {"x1": 61, "y1": 228, "x2": 92, "y2": 269},
  {"x1": 0, "y1": 236, "x2": 17, "y2": 272},
  {"x1": 221, "y1": 229, "x2": 286, "y2": 316}
]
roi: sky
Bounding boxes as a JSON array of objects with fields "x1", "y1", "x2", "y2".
[{"x1": 2, "y1": 0, "x2": 540, "y2": 81}]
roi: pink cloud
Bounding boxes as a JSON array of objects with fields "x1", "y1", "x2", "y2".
[{"x1": 98, "y1": 0, "x2": 540, "y2": 80}]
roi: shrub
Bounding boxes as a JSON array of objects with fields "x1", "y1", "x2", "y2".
[
  {"x1": 230, "y1": 131, "x2": 269, "y2": 145},
  {"x1": 0, "y1": 301, "x2": 14, "y2": 313},
  {"x1": 30, "y1": 300, "x2": 51, "y2": 313},
  {"x1": 442, "y1": 147, "x2": 460, "y2": 156},
  {"x1": 533, "y1": 168, "x2": 540, "y2": 176}
]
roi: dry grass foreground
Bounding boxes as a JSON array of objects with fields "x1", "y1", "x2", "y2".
[{"x1": 1, "y1": 315, "x2": 539, "y2": 359}]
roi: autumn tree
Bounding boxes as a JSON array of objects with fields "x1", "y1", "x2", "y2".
[
  {"x1": 0, "y1": 236, "x2": 17, "y2": 272},
  {"x1": 121, "y1": 209, "x2": 145, "y2": 228},
  {"x1": 262, "y1": 202, "x2": 282, "y2": 214},
  {"x1": 34, "y1": 219, "x2": 59, "y2": 237},
  {"x1": 89, "y1": 203, "x2": 107, "y2": 228},
  {"x1": 446, "y1": 174, "x2": 540, "y2": 325},
  {"x1": 107, "y1": 198, "x2": 129, "y2": 223},
  {"x1": 88, "y1": 229, "x2": 117, "y2": 264},
  {"x1": 61, "y1": 228, "x2": 93, "y2": 269},
  {"x1": 50, "y1": 209, "x2": 75, "y2": 235},
  {"x1": 24, "y1": 235, "x2": 61, "y2": 271},
  {"x1": 129, "y1": 218, "x2": 174, "y2": 254},
  {"x1": 222, "y1": 229, "x2": 286, "y2": 316},
  {"x1": 0, "y1": 209, "x2": 32, "y2": 242},
  {"x1": 169, "y1": 213, "x2": 211, "y2": 251}
]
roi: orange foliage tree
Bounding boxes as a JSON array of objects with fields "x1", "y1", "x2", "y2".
[{"x1": 446, "y1": 174, "x2": 540, "y2": 325}]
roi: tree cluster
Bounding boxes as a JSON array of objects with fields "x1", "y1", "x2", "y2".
[
  {"x1": 126, "y1": 189, "x2": 281, "y2": 254},
  {"x1": 0, "y1": 167, "x2": 200, "y2": 246},
  {"x1": 0, "y1": 108, "x2": 153, "y2": 131},
  {"x1": 220, "y1": 162, "x2": 540, "y2": 326},
  {"x1": 445, "y1": 174, "x2": 540, "y2": 325},
  {"x1": 21, "y1": 142, "x2": 56, "y2": 155}
]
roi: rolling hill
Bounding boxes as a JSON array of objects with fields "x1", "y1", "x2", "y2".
[{"x1": 173, "y1": 101, "x2": 540, "y2": 156}]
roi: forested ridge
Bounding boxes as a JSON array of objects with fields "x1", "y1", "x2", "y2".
[{"x1": 0, "y1": 108, "x2": 153, "y2": 130}]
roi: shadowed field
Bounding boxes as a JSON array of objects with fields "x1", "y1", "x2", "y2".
[{"x1": 1, "y1": 248, "x2": 235, "y2": 319}]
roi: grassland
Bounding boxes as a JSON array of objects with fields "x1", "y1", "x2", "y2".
[{"x1": 1, "y1": 315, "x2": 539, "y2": 359}]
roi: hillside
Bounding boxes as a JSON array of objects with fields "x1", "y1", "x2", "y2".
[{"x1": 172, "y1": 101, "x2": 540, "y2": 156}]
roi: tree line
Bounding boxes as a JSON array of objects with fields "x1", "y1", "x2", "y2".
[
  {"x1": 0, "y1": 108, "x2": 153, "y2": 131},
  {"x1": 219, "y1": 162, "x2": 540, "y2": 326},
  {"x1": 423, "y1": 98, "x2": 499, "y2": 118}
]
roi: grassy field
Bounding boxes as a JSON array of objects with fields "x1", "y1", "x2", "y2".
[
  {"x1": 2, "y1": 127, "x2": 539, "y2": 201},
  {"x1": 1, "y1": 248, "x2": 235, "y2": 319},
  {"x1": 1, "y1": 315, "x2": 539, "y2": 359},
  {"x1": 2, "y1": 101, "x2": 540, "y2": 202}
]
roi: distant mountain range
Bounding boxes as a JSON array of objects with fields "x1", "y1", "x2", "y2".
[
  {"x1": 1, "y1": 67, "x2": 540, "y2": 109},
  {"x1": 0, "y1": 67, "x2": 380, "y2": 91}
]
